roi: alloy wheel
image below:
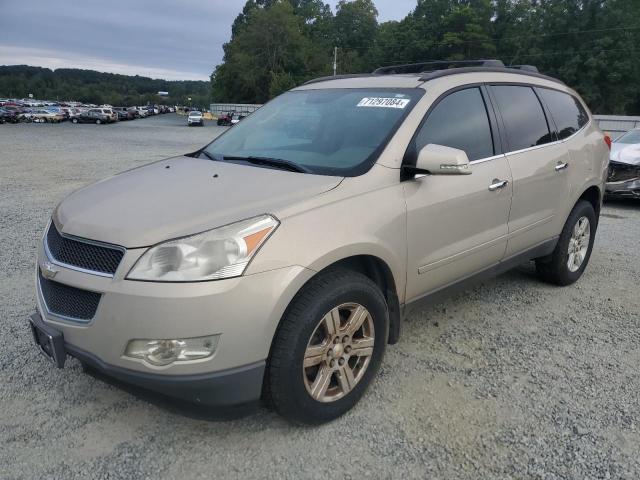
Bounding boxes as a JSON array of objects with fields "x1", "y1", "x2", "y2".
[
  {"x1": 303, "y1": 303, "x2": 375, "y2": 403},
  {"x1": 567, "y1": 216, "x2": 590, "y2": 272}
]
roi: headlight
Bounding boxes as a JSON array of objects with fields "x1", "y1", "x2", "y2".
[{"x1": 127, "y1": 214, "x2": 278, "y2": 281}]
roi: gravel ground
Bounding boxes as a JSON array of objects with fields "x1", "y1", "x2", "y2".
[{"x1": 1, "y1": 114, "x2": 639, "y2": 479}]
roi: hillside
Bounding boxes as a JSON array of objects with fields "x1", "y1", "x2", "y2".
[{"x1": 0, "y1": 65, "x2": 211, "y2": 106}]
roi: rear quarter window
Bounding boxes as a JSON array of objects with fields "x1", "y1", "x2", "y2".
[
  {"x1": 491, "y1": 85, "x2": 553, "y2": 152},
  {"x1": 538, "y1": 88, "x2": 589, "y2": 140}
]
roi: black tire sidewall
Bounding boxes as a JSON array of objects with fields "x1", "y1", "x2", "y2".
[
  {"x1": 552, "y1": 201, "x2": 597, "y2": 284},
  {"x1": 269, "y1": 270, "x2": 388, "y2": 424}
]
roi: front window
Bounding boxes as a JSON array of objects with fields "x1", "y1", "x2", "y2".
[
  {"x1": 202, "y1": 88, "x2": 423, "y2": 176},
  {"x1": 616, "y1": 130, "x2": 640, "y2": 144}
]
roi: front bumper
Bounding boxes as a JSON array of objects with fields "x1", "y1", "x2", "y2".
[
  {"x1": 35, "y1": 237, "x2": 315, "y2": 375},
  {"x1": 30, "y1": 312, "x2": 265, "y2": 406},
  {"x1": 605, "y1": 178, "x2": 640, "y2": 198}
]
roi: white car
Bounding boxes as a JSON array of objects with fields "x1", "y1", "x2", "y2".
[
  {"x1": 606, "y1": 128, "x2": 640, "y2": 198},
  {"x1": 187, "y1": 110, "x2": 204, "y2": 126}
]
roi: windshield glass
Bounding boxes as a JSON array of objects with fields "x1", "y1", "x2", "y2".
[
  {"x1": 203, "y1": 88, "x2": 423, "y2": 176},
  {"x1": 616, "y1": 130, "x2": 640, "y2": 144},
  {"x1": 189, "y1": 111, "x2": 202, "y2": 116}
]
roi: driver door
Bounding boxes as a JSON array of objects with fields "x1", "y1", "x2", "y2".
[{"x1": 403, "y1": 87, "x2": 513, "y2": 302}]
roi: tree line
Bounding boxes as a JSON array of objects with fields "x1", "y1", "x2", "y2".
[
  {"x1": 211, "y1": 0, "x2": 640, "y2": 115},
  {"x1": 0, "y1": 65, "x2": 211, "y2": 107}
]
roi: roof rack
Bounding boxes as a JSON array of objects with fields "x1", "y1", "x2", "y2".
[
  {"x1": 301, "y1": 60, "x2": 563, "y2": 87},
  {"x1": 372, "y1": 59, "x2": 505, "y2": 75},
  {"x1": 303, "y1": 73, "x2": 373, "y2": 86},
  {"x1": 510, "y1": 65, "x2": 539, "y2": 73}
]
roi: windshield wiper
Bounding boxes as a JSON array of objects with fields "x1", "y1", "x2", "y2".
[
  {"x1": 222, "y1": 155, "x2": 312, "y2": 173},
  {"x1": 199, "y1": 151, "x2": 311, "y2": 173}
]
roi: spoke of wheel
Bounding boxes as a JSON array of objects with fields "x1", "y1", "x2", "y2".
[
  {"x1": 323, "y1": 308, "x2": 341, "y2": 335},
  {"x1": 350, "y1": 337, "x2": 374, "y2": 357},
  {"x1": 310, "y1": 366, "x2": 333, "y2": 400},
  {"x1": 337, "y1": 365, "x2": 356, "y2": 394},
  {"x1": 344, "y1": 305, "x2": 368, "y2": 336},
  {"x1": 304, "y1": 344, "x2": 325, "y2": 367}
]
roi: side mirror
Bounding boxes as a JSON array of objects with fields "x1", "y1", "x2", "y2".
[{"x1": 405, "y1": 144, "x2": 472, "y2": 176}]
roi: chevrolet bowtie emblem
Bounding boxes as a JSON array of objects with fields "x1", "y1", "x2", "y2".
[{"x1": 42, "y1": 261, "x2": 58, "y2": 279}]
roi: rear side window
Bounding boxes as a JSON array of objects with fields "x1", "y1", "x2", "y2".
[
  {"x1": 538, "y1": 88, "x2": 589, "y2": 140},
  {"x1": 413, "y1": 88, "x2": 494, "y2": 161},
  {"x1": 491, "y1": 85, "x2": 553, "y2": 152}
]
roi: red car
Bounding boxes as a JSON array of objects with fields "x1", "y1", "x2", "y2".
[{"x1": 216, "y1": 112, "x2": 233, "y2": 126}]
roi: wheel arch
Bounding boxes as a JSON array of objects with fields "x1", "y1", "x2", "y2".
[
  {"x1": 279, "y1": 253, "x2": 403, "y2": 345},
  {"x1": 323, "y1": 255, "x2": 402, "y2": 344},
  {"x1": 577, "y1": 184, "x2": 602, "y2": 225}
]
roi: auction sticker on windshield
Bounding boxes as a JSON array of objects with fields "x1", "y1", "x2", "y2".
[{"x1": 357, "y1": 97, "x2": 410, "y2": 109}]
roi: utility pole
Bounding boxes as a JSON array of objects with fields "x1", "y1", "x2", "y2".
[{"x1": 333, "y1": 47, "x2": 337, "y2": 76}]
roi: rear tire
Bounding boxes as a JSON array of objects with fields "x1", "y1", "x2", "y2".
[
  {"x1": 95, "y1": 119, "x2": 102, "y2": 124},
  {"x1": 266, "y1": 268, "x2": 388, "y2": 425},
  {"x1": 72, "y1": 118, "x2": 78, "y2": 124},
  {"x1": 536, "y1": 200, "x2": 596, "y2": 286}
]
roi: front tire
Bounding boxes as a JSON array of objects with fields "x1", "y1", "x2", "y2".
[
  {"x1": 71, "y1": 118, "x2": 78, "y2": 124},
  {"x1": 266, "y1": 268, "x2": 388, "y2": 425},
  {"x1": 536, "y1": 200, "x2": 596, "y2": 286},
  {"x1": 95, "y1": 119, "x2": 102, "y2": 124}
]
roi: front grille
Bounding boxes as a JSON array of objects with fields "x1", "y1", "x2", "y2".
[
  {"x1": 38, "y1": 269, "x2": 101, "y2": 322},
  {"x1": 46, "y1": 223, "x2": 124, "y2": 275},
  {"x1": 608, "y1": 162, "x2": 640, "y2": 183}
]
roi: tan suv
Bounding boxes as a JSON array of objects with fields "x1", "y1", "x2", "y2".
[{"x1": 30, "y1": 60, "x2": 609, "y2": 424}]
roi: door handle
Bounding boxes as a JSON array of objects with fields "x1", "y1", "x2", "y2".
[
  {"x1": 488, "y1": 179, "x2": 508, "y2": 191},
  {"x1": 555, "y1": 162, "x2": 569, "y2": 171}
]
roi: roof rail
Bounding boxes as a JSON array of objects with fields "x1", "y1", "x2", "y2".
[
  {"x1": 302, "y1": 73, "x2": 373, "y2": 86},
  {"x1": 510, "y1": 65, "x2": 539, "y2": 73},
  {"x1": 372, "y1": 59, "x2": 505, "y2": 75},
  {"x1": 418, "y1": 66, "x2": 564, "y2": 85}
]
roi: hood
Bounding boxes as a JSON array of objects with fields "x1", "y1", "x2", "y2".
[
  {"x1": 610, "y1": 143, "x2": 640, "y2": 166},
  {"x1": 54, "y1": 156, "x2": 342, "y2": 248}
]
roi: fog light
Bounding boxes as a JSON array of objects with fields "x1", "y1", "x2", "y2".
[{"x1": 124, "y1": 335, "x2": 219, "y2": 366}]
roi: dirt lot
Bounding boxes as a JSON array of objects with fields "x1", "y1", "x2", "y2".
[{"x1": 1, "y1": 115, "x2": 639, "y2": 479}]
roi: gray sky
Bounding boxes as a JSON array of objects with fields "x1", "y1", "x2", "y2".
[{"x1": 0, "y1": 0, "x2": 416, "y2": 81}]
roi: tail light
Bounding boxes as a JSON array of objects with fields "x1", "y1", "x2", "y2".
[{"x1": 604, "y1": 134, "x2": 612, "y2": 150}]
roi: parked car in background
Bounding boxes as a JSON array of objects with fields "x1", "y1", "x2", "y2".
[
  {"x1": 126, "y1": 107, "x2": 140, "y2": 119},
  {"x1": 113, "y1": 107, "x2": 136, "y2": 121},
  {"x1": 187, "y1": 110, "x2": 204, "y2": 126},
  {"x1": 70, "y1": 110, "x2": 111, "y2": 124},
  {"x1": 87, "y1": 108, "x2": 115, "y2": 122},
  {"x1": 606, "y1": 128, "x2": 640, "y2": 198},
  {"x1": 217, "y1": 112, "x2": 233, "y2": 126},
  {"x1": 0, "y1": 107, "x2": 19, "y2": 123},
  {"x1": 21, "y1": 109, "x2": 65, "y2": 123},
  {"x1": 231, "y1": 114, "x2": 244, "y2": 125}
]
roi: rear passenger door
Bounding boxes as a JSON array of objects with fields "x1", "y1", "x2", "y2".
[
  {"x1": 489, "y1": 85, "x2": 571, "y2": 257},
  {"x1": 403, "y1": 87, "x2": 513, "y2": 301}
]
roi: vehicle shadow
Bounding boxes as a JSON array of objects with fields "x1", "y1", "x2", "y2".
[
  {"x1": 81, "y1": 362, "x2": 265, "y2": 422},
  {"x1": 603, "y1": 197, "x2": 639, "y2": 211}
]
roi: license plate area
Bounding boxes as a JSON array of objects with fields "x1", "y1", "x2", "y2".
[{"x1": 29, "y1": 313, "x2": 66, "y2": 368}]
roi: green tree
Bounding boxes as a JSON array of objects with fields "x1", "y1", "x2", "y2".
[{"x1": 212, "y1": 1, "x2": 322, "y2": 103}]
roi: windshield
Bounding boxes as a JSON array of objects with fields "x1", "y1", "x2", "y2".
[
  {"x1": 189, "y1": 111, "x2": 202, "y2": 116},
  {"x1": 202, "y1": 88, "x2": 423, "y2": 176},
  {"x1": 615, "y1": 130, "x2": 640, "y2": 144}
]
